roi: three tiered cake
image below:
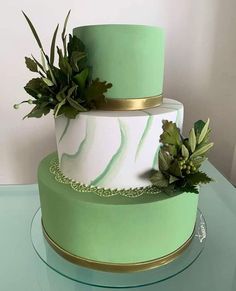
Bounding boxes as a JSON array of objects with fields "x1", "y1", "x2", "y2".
[
  {"x1": 17, "y1": 13, "x2": 213, "y2": 272},
  {"x1": 38, "y1": 25, "x2": 198, "y2": 271}
]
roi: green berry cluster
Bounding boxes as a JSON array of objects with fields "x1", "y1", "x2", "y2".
[{"x1": 179, "y1": 158, "x2": 197, "y2": 175}]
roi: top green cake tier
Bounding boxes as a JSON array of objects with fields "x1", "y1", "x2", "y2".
[{"x1": 73, "y1": 24, "x2": 165, "y2": 101}]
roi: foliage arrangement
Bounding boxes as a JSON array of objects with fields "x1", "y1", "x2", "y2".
[
  {"x1": 14, "y1": 11, "x2": 112, "y2": 119},
  {"x1": 150, "y1": 119, "x2": 214, "y2": 194}
]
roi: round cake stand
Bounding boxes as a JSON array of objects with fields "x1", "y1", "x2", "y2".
[{"x1": 31, "y1": 208, "x2": 207, "y2": 289}]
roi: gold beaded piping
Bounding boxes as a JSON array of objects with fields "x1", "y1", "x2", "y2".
[{"x1": 49, "y1": 158, "x2": 161, "y2": 198}]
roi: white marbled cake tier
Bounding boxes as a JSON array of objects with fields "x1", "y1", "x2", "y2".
[{"x1": 55, "y1": 98, "x2": 184, "y2": 189}]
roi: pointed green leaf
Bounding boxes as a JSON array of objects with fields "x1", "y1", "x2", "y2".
[
  {"x1": 160, "y1": 120, "x2": 182, "y2": 146},
  {"x1": 190, "y1": 142, "x2": 214, "y2": 159},
  {"x1": 42, "y1": 78, "x2": 54, "y2": 87},
  {"x1": 181, "y1": 184, "x2": 199, "y2": 194},
  {"x1": 25, "y1": 57, "x2": 38, "y2": 72},
  {"x1": 85, "y1": 78, "x2": 112, "y2": 106},
  {"x1": 23, "y1": 105, "x2": 50, "y2": 119},
  {"x1": 73, "y1": 68, "x2": 89, "y2": 89},
  {"x1": 189, "y1": 128, "x2": 196, "y2": 152},
  {"x1": 50, "y1": 24, "x2": 59, "y2": 65},
  {"x1": 70, "y1": 51, "x2": 87, "y2": 72},
  {"x1": 150, "y1": 171, "x2": 169, "y2": 188},
  {"x1": 62, "y1": 10, "x2": 71, "y2": 56},
  {"x1": 54, "y1": 98, "x2": 66, "y2": 117},
  {"x1": 181, "y1": 144, "x2": 189, "y2": 159},
  {"x1": 192, "y1": 156, "x2": 207, "y2": 167},
  {"x1": 57, "y1": 47, "x2": 72, "y2": 76},
  {"x1": 158, "y1": 148, "x2": 172, "y2": 172},
  {"x1": 59, "y1": 105, "x2": 79, "y2": 119},
  {"x1": 198, "y1": 118, "x2": 210, "y2": 144},
  {"x1": 67, "y1": 96, "x2": 87, "y2": 112},
  {"x1": 65, "y1": 85, "x2": 87, "y2": 112},
  {"x1": 40, "y1": 50, "x2": 47, "y2": 72},
  {"x1": 186, "y1": 171, "x2": 213, "y2": 186},
  {"x1": 163, "y1": 145, "x2": 177, "y2": 157},
  {"x1": 22, "y1": 11, "x2": 43, "y2": 49},
  {"x1": 67, "y1": 34, "x2": 86, "y2": 57},
  {"x1": 31, "y1": 55, "x2": 45, "y2": 73},
  {"x1": 168, "y1": 160, "x2": 183, "y2": 178},
  {"x1": 24, "y1": 78, "x2": 46, "y2": 98},
  {"x1": 194, "y1": 120, "x2": 205, "y2": 137},
  {"x1": 56, "y1": 86, "x2": 68, "y2": 102}
]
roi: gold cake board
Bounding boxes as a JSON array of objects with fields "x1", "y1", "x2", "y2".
[{"x1": 42, "y1": 220, "x2": 194, "y2": 273}]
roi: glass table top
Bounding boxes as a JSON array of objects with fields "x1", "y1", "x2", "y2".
[{"x1": 1, "y1": 161, "x2": 236, "y2": 291}]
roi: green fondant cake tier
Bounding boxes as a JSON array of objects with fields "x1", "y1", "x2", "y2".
[
  {"x1": 73, "y1": 24, "x2": 165, "y2": 100},
  {"x1": 38, "y1": 153, "x2": 198, "y2": 264}
]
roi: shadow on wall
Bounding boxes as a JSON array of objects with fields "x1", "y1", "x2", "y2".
[{"x1": 164, "y1": 0, "x2": 236, "y2": 183}]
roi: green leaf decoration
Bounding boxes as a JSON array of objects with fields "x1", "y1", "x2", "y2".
[
  {"x1": 67, "y1": 34, "x2": 85, "y2": 57},
  {"x1": 18, "y1": 11, "x2": 113, "y2": 120},
  {"x1": 149, "y1": 118, "x2": 213, "y2": 195},
  {"x1": 158, "y1": 148, "x2": 172, "y2": 172},
  {"x1": 40, "y1": 50, "x2": 47, "y2": 72},
  {"x1": 24, "y1": 78, "x2": 48, "y2": 98},
  {"x1": 70, "y1": 51, "x2": 87, "y2": 72},
  {"x1": 181, "y1": 185, "x2": 199, "y2": 194},
  {"x1": 198, "y1": 118, "x2": 210, "y2": 144},
  {"x1": 25, "y1": 57, "x2": 38, "y2": 72},
  {"x1": 168, "y1": 160, "x2": 183, "y2": 178},
  {"x1": 22, "y1": 11, "x2": 43, "y2": 50},
  {"x1": 160, "y1": 120, "x2": 182, "y2": 146},
  {"x1": 31, "y1": 55, "x2": 45, "y2": 73},
  {"x1": 57, "y1": 47, "x2": 72, "y2": 77},
  {"x1": 150, "y1": 171, "x2": 169, "y2": 188},
  {"x1": 181, "y1": 144, "x2": 189, "y2": 159},
  {"x1": 23, "y1": 105, "x2": 50, "y2": 119},
  {"x1": 55, "y1": 86, "x2": 68, "y2": 102},
  {"x1": 67, "y1": 96, "x2": 87, "y2": 112},
  {"x1": 54, "y1": 98, "x2": 66, "y2": 117},
  {"x1": 163, "y1": 145, "x2": 177, "y2": 157},
  {"x1": 50, "y1": 24, "x2": 59, "y2": 65},
  {"x1": 42, "y1": 78, "x2": 54, "y2": 87},
  {"x1": 189, "y1": 128, "x2": 196, "y2": 153},
  {"x1": 194, "y1": 120, "x2": 205, "y2": 138},
  {"x1": 61, "y1": 10, "x2": 71, "y2": 56},
  {"x1": 73, "y1": 68, "x2": 89, "y2": 89},
  {"x1": 190, "y1": 142, "x2": 214, "y2": 159},
  {"x1": 186, "y1": 171, "x2": 213, "y2": 186},
  {"x1": 59, "y1": 104, "x2": 79, "y2": 119},
  {"x1": 85, "y1": 78, "x2": 112, "y2": 106},
  {"x1": 191, "y1": 156, "x2": 207, "y2": 167}
]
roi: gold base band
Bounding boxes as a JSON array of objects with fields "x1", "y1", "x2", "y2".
[
  {"x1": 42, "y1": 221, "x2": 194, "y2": 273},
  {"x1": 95, "y1": 94, "x2": 163, "y2": 111}
]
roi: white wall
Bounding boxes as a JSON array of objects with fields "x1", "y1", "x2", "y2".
[{"x1": 1, "y1": 0, "x2": 236, "y2": 184}]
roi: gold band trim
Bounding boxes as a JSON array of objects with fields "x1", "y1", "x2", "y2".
[
  {"x1": 42, "y1": 220, "x2": 194, "y2": 273},
  {"x1": 96, "y1": 94, "x2": 163, "y2": 111}
]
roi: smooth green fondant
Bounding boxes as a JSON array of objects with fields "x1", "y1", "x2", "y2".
[
  {"x1": 73, "y1": 24, "x2": 165, "y2": 99},
  {"x1": 38, "y1": 153, "x2": 198, "y2": 264}
]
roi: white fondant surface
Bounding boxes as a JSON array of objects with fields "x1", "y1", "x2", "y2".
[{"x1": 55, "y1": 98, "x2": 184, "y2": 189}]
